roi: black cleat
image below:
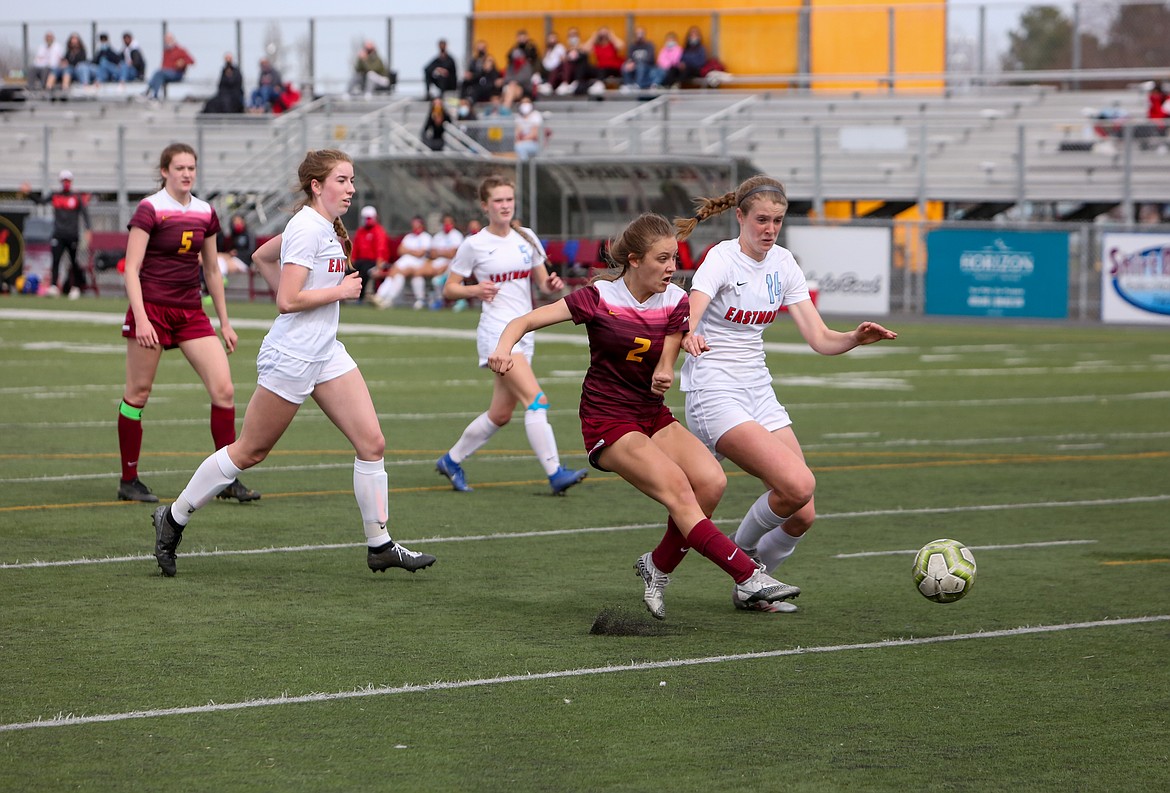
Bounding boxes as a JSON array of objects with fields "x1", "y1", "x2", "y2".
[
  {"x1": 216, "y1": 478, "x2": 261, "y2": 503},
  {"x1": 152, "y1": 504, "x2": 184, "y2": 577},
  {"x1": 118, "y1": 477, "x2": 159, "y2": 503},
  {"x1": 367, "y1": 542, "x2": 436, "y2": 573}
]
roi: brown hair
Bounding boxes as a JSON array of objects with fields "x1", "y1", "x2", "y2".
[
  {"x1": 595, "y1": 212, "x2": 676, "y2": 283},
  {"x1": 479, "y1": 174, "x2": 546, "y2": 266},
  {"x1": 157, "y1": 142, "x2": 197, "y2": 188},
  {"x1": 295, "y1": 148, "x2": 353, "y2": 263},
  {"x1": 674, "y1": 175, "x2": 787, "y2": 241}
]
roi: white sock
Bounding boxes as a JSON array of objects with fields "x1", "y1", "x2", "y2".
[
  {"x1": 449, "y1": 412, "x2": 501, "y2": 463},
  {"x1": 171, "y1": 447, "x2": 241, "y2": 526},
  {"x1": 734, "y1": 492, "x2": 786, "y2": 553},
  {"x1": 524, "y1": 407, "x2": 560, "y2": 476},
  {"x1": 377, "y1": 273, "x2": 405, "y2": 303},
  {"x1": 353, "y1": 457, "x2": 391, "y2": 545},
  {"x1": 410, "y1": 275, "x2": 426, "y2": 301},
  {"x1": 756, "y1": 527, "x2": 802, "y2": 572}
]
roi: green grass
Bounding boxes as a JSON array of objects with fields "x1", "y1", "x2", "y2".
[{"x1": 1, "y1": 298, "x2": 1168, "y2": 792}]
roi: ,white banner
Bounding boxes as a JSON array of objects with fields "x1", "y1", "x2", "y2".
[
  {"x1": 1100, "y1": 233, "x2": 1170, "y2": 325},
  {"x1": 784, "y1": 226, "x2": 891, "y2": 315}
]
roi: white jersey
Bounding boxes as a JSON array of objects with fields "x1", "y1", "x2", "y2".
[
  {"x1": 264, "y1": 206, "x2": 349, "y2": 362},
  {"x1": 681, "y1": 238, "x2": 810, "y2": 392},
  {"x1": 451, "y1": 226, "x2": 547, "y2": 327},
  {"x1": 429, "y1": 228, "x2": 464, "y2": 260},
  {"x1": 398, "y1": 230, "x2": 432, "y2": 259}
]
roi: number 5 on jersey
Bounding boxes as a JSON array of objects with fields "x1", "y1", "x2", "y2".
[{"x1": 178, "y1": 230, "x2": 194, "y2": 253}]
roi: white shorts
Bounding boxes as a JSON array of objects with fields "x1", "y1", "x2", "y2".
[
  {"x1": 684, "y1": 387, "x2": 792, "y2": 455},
  {"x1": 256, "y1": 340, "x2": 358, "y2": 404},
  {"x1": 395, "y1": 254, "x2": 428, "y2": 274},
  {"x1": 476, "y1": 319, "x2": 535, "y2": 368}
]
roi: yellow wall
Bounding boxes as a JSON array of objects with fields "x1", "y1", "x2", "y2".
[{"x1": 473, "y1": 0, "x2": 943, "y2": 90}]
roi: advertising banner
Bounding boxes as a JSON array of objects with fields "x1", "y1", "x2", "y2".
[
  {"x1": 784, "y1": 226, "x2": 890, "y2": 315},
  {"x1": 1100, "y1": 233, "x2": 1170, "y2": 325},
  {"x1": 925, "y1": 230, "x2": 1069, "y2": 318}
]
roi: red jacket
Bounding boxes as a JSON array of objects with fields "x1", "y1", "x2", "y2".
[
  {"x1": 162, "y1": 44, "x2": 194, "y2": 73},
  {"x1": 352, "y1": 222, "x2": 390, "y2": 262}
]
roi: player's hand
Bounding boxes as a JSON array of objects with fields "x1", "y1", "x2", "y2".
[
  {"x1": 220, "y1": 323, "x2": 238, "y2": 354},
  {"x1": 681, "y1": 332, "x2": 709, "y2": 357},
  {"x1": 479, "y1": 281, "x2": 500, "y2": 302},
  {"x1": 135, "y1": 320, "x2": 159, "y2": 349},
  {"x1": 487, "y1": 349, "x2": 513, "y2": 376},
  {"x1": 545, "y1": 273, "x2": 564, "y2": 292},
  {"x1": 650, "y1": 369, "x2": 673, "y2": 396},
  {"x1": 338, "y1": 271, "x2": 363, "y2": 301},
  {"x1": 854, "y1": 321, "x2": 897, "y2": 345}
]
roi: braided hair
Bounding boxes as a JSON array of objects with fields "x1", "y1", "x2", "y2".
[{"x1": 674, "y1": 175, "x2": 787, "y2": 241}]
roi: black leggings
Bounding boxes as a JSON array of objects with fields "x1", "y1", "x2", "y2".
[{"x1": 51, "y1": 238, "x2": 85, "y2": 291}]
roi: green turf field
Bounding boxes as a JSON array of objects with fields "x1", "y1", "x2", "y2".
[{"x1": 1, "y1": 299, "x2": 1167, "y2": 792}]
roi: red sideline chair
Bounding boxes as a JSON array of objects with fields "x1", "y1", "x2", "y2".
[
  {"x1": 85, "y1": 230, "x2": 128, "y2": 297},
  {"x1": 676, "y1": 239, "x2": 695, "y2": 270}
]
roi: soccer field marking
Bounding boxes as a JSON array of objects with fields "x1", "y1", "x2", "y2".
[
  {"x1": 833, "y1": 539, "x2": 1098, "y2": 559},
  {"x1": 6, "y1": 492, "x2": 1165, "y2": 570},
  {"x1": 1101, "y1": 558, "x2": 1170, "y2": 566},
  {"x1": 1, "y1": 615, "x2": 1165, "y2": 734}
]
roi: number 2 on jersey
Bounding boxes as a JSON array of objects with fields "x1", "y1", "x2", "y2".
[
  {"x1": 178, "y1": 230, "x2": 194, "y2": 253},
  {"x1": 626, "y1": 337, "x2": 651, "y2": 363}
]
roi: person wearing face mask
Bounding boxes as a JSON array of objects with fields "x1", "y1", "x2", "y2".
[
  {"x1": 216, "y1": 213, "x2": 254, "y2": 277},
  {"x1": 648, "y1": 31, "x2": 682, "y2": 89},
  {"x1": 672, "y1": 25, "x2": 708, "y2": 86},
  {"x1": 514, "y1": 98, "x2": 543, "y2": 160},
  {"x1": 538, "y1": 31, "x2": 566, "y2": 93},
  {"x1": 460, "y1": 40, "x2": 490, "y2": 99},
  {"x1": 426, "y1": 214, "x2": 465, "y2": 310},
  {"x1": 351, "y1": 206, "x2": 390, "y2": 304},
  {"x1": 549, "y1": 27, "x2": 593, "y2": 96}
]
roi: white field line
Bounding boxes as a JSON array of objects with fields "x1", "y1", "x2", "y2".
[
  {"x1": 1, "y1": 615, "x2": 1165, "y2": 734},
  {"x1": 833, "y1": 539, "x2": 1098, "y2": 559},
  {"x1": 8, "y1": 493, "x2": 1168, "y2": 570}
]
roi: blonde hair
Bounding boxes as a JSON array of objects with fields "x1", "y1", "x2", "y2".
[
  {"x1": 594, "y1": 212, "x2": 676, "y2": 283},
  {"x1": 674, "y1": 175, "x2": 787, "y2": 241},
  {"x1": 295, "y1": 148, "x2": 353, "y2": 264},
  {"x1": 479, "y1": 173, "x2": 546, "y2": 266}
]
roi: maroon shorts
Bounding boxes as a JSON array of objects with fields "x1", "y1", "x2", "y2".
[
  {"x1": 122, "y1": 302, "x2": 216, "y2": 350},
  {"x1": 582, "y1": 404, "x2": 678, "y2": 472}
]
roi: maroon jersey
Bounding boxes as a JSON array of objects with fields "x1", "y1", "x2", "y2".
[
  {"x1": 564, "y1": 279, "x2": 690, "y2": 420},
  {"x1": 128, "y1": 188, "x2": 221, "y2": 308}
]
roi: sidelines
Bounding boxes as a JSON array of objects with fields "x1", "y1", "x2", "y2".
[
  {"x1": 12, "y1": 489, "x2": 1169, "y2": 569},
  {"x1": 2, "y1": 615, "x2": 1165, "y2": 733}
]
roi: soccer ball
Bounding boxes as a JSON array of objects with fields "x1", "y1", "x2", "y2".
[{"x1": 913, "y1": 538, "x2": 976, "y2": 603}]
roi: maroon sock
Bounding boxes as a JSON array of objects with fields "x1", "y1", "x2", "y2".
[
  {"x1": 210, "y1": 404, "x2": 236, "y2": 450},
  {"x1": 650, "y1": 517, "x2": 691, "y2": 573},
  {"x1": 117, "y1": 399, "x2": 145, "y2": 482},
  {"x1": 686, "y1": 518, "x2": 758, "y2": 583}
]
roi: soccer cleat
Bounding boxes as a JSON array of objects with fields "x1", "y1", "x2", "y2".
[
  {"x1": 732, "y1": 562, "x2": 800, "y2": 608},
  {"x1": 152, "y1": 504, "x2": 184, "y2": 577},
  {"x1": 733, "y1": 590, "x2": 799, "y2": 613},
  {"x1": 367, "y1": 542, "x2": 436, "y2": 573},
  {"x1": 216, "y1": 478, "x2": 261, "y2": 503},
  {"x1": 634, "y1": 552, "x2": 670, "y2": 620},
  {"x1": 548, "y1": 465, "x2": 587, "y2": 495},
  {"x1": 435, "y1": 453, "x2": 472, "y2": 492},
  {"x1": 118, "y1": 477, "x2": 159, "y2": 503}
]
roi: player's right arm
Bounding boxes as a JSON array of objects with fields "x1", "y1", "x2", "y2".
[
  {"x1": 488, "y1": 299, "x2": 572, "y2": 375},
  {"x1": 122, "y1": 227, "x2": 157, "y2": 348}
]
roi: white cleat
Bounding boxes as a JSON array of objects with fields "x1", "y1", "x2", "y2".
[
  {"x1": 732, "y1": 562, "x2": 800, "y2": 608},
  {"x1": 634, "y1": 552, "x2": 670, "y2": 620}
]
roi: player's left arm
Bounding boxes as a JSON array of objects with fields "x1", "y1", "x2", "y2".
[
  {"x1": 651, "y1": 331, "x2": 685, "y2": 396},
  {"x1": 786, "y1": 299, "x2": 897, "y2": 355},
  {"x1": 200, "y1": 235, "x2": 237, "y2": 354},
  {"x1": 532, "y1": 258, "x2": 564, "y2": 295}
]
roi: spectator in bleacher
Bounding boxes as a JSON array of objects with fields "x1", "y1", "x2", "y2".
[
  {"x1": 1146, "y1": 82, "x2": 1168, "y2": 122},
  {"x1": 421, "y1": 96, "x2": 452, "y2": 151},
  {"x1": 18, "y1": 170, "x2": 91, "y2": 298},
  {"x1": 435, "y1": 174, "x2": 586, "y2": 496},
  {"x1": 503, "y1": 30, "x2": 539, "y2": 94},
  {"x1": 669, "y1": 26, "x2": 708, "y2": 87},
  {"x1": 248, "y1": 58, "x2": 284, "y2": 112},
  {"x1": 116, "y1": 142, "x2": 258, "y2": 506},
  {"x1": 113, "y1": 32, "x2": 147, "y2": 86},
  {"x1": 90, "y1": 33, "x2": 120, "y2": 85},
  {"x1": 373, "y1": 216, "x2": 432, "y2": 309},
  {"x1": 202, "y1": 52, "x2": 244, "y2": 114},
  {"x1": 144, "y1": 32, "x2": 195, "y2": 100},
  {"x1": 45, "y1": 33, "x2": 88, "y2": 94},
  {"x1": 348, "y1": 40, "x2": 394, "y2": 98},
  {"x1": 537, "y1": 31, "x2": 566, "y2": 92},
  {"x1": 548, "y1": 28, "x2": 593, "y2": 96},
  {"x1": 216, "y1": 213, "x2": 254, "y2": 278},
  {"x1": 423, "y1": 39, "x2": 458, "y2": 100},
  {"x1": 351, "y1": 205, "x2": 390, "y2": 304},
  {"x1": 460, "y1": 39, "x2": 490, "y2": 99},
  {"x1": 427, "y1": 213, "x2": 464, "y2": 310},
  {"x1": 675, "y1": 176, "x2": 896, "y2": 612},
  {"x1": 620, "y1": 27, "x2": 656, "y2": 92},
  {"x1": 513, "y1": 97, "x2": 543, "y2": 160},
  {"x1": 465, "y1": 55, "x2": 503, "y2": 104},
  {"x1": 30, "y1": 31, "x2": 63, "y2": 91},
  {"x1": 584, "y1": 26, "x2": 625, "y2": 86},
  {"x1": 649, "y1": 31, "x2": 682, "y2": 89}
]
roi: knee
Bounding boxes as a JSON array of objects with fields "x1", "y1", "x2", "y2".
[
  {"x1": 487, "y1": 409, "x2": 512, "y2": 427},
  {"x1": 693, "y1": 469, "x2": 727, "y2": 515},
  {"x1": 124, "y1": 387, "x2": 152, "y2": 406},
  {"x1": 231, "y1": 445, "x2": 268, "y2": 469},
  {"x1": 356, "y1": 431, "x2": 386, "y2": 460},
  {"x1": 209, "y1": 382, "x2": 235, "y2": 406},
  {"x1": 769, "y1": 468, "x2": 816, "y2": 513}
]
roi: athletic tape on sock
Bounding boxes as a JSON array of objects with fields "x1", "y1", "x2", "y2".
[
  {"x1": 526, "y1": 392, "x2": 548, "y2": 411},
  {"x1": 119, "y1": 400, "x2": 143, "y2": 420}
]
